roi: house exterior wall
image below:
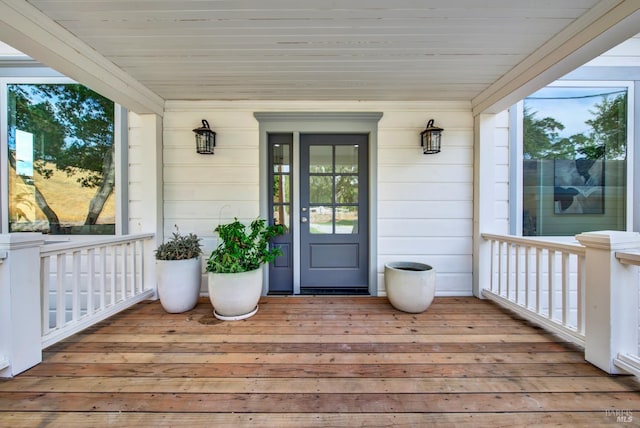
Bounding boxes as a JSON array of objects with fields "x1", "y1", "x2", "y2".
[
  {"x1": 583, "y1": 34, "x2": 640, "y2": 67},
  {"x1": 493, "y1": 110, "x2": 511, "y2": 234},
  {"x1": 127, "y1": 113, "x2": 163, "y2": 239},
  {"x1": 161, "y1": 101, "x2": 473, "y2": 296}
]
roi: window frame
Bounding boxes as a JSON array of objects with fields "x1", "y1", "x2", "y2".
[
  {"x1": 510, "y1": 80, "x2": 635, "y2": 236},
  {"x1": 0, "y1": 76, "x2": 127, "y2": 235}
]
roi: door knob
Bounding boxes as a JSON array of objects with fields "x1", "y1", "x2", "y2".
[{"x1": 301, "y1": 217, "x2": 308, "y2": 223}]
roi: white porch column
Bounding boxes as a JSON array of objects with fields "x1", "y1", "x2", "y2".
[
  {"x1": 0, "y1": 233, "x2": 45, "y2": 377},
  {"x1": 128, "y1": 112, "x2": 164, "y2": 296},
  {"x1": 576, "y1": 231, "x2": 640, "y2": 374},
  {"x1": 473, "y1": 113, "x2": 496, "y2": 297}
]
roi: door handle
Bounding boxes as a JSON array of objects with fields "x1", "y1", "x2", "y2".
[{"x1": 301, "y1": 217, "x2": 308, "y2": 223}]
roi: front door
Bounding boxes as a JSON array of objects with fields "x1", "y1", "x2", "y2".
[{"x1": 299, "y1": 134, "x2": 369, "y2": 293}]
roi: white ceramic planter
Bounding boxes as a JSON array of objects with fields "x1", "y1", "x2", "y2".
[
  {"x1": 156, "y1": 257, "x2": 202, "y2": 313},
  {"x1": 208, "y1": 267, "x2": 263, "y2": 320},
  {"x1": 384, "y1": 262, "x2": 436, "y2": 313}
]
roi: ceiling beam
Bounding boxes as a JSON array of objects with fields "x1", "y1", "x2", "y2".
[
  {"x1": 0, "y1": 0, "x2": 165, "y2": 116},
  {"x1": 471, "y1": 0, "x2": 640, "y2": 116}
]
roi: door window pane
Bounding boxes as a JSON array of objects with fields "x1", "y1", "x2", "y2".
[
  {"x1": 310, "y1": 176, "x2": 333, "y2": 204},
  {"x1": 273, "y1": 175, "x2": 290, "y2": 204},
  {"x1": 336, "y1": 207, "x2": 358, "y2": 234},
  {"x1": 336, "y1": 145, "x2": 358, "y2": 173},
  {"x1": 336, "y1": 176, "x2": 358, "y2": 204},
  {"x1": 7, "y1": 84, "x2": 116, "y2": 234},
  {"x1": 272, "y1": 205, "x2": 290, "y2": 230},
  {"x1": 310, "y1": 206, "x2": 333, "y2": 234},
  {"x1": 273, "y1": 143, "x2": 290, "y2": 173},
  {"x1": 522, "y1": 86, "x2": 627, "y2": 236},
  {"x1": 309, "y1": 146, "x2": 333, "y2": 173}
]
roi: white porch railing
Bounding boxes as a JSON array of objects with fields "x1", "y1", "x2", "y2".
[
  {"x1": 481, "y1": 234, "x2": 586, "y2": 346},
  {"x1": 482, "y1": 231, "x2": 640, "y2": 376},
  {"x1": 40, "y1": 234, "x2": 155, "y2": 348},
  {"x1": 1, "y1": 233, "x2": 156, "y2": 377},
  {"x1": 613, "y1": 249, "x2": 640, "y2": 376}
]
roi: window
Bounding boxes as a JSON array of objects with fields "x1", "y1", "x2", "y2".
[
  {"x1": 4, "y1": 82, "x2": 118, "y2": 234},
  {"x1": 269, "y1": 133, "x2": 292, "y2": 230},
  {"x1": 519, "y1": 83, "x2": 630, "y2": 236}
]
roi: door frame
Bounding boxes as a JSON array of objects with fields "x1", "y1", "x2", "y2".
[{"x1": 255, "y1": 112, "x2": 383, "y2": 296}]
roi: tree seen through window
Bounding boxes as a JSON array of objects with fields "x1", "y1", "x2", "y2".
[
  {"x1": 7, "y1": 84, "x2": 116, "y2": 234},
  {"x1": 522, "y1": 87, "x2": 627, "y2": 236}
]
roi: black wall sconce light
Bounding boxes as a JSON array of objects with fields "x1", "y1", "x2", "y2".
[
  {"x1": 420, "y1": 119, "x2": 444, "y2": 154},
  {"x1": 193, "y1": 119, "x2": 216, "y2": 154}
]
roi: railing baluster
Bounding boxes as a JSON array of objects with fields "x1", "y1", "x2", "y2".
[
  {"x1": 577, "y1": 253, "x2": 586, "y2": 335},
  {"x1": 548, "y1": 250, "x2": 555, "y2": 321},
  {"x1": 139, "y1": 240, "x2": 145, "y2": 294},
  {"x1": 505, "y1": 244, "x2": 513, "y2": 299},
  {"x1": 498, "y1": 241, "x2": 504, "y2": 296},
  {"x1": 489, "y1": 239, "x2": 496, "y2": 292},
  {"x1": 536, "y1": 247, "x2": 542, "y2": 315},
  {"x1": 514, "y1": 244, "x2": 520, "y2": 305},
  {"x1": 100, "y1": 246, "x2": 107, "y2": 310},
  {"x1": 72, "y1": 250, "x2": 81, "y2": 322},
  {"x1": 121, "y1": 243, "x2": 128, "y2": 298},
  {"x1": 87, "y1": 248, "x2": 95, "y2": 316},
  {"x1": 40, "y1": 256, "x2": 51, "y2": 335},
  {"x1": 132, "y1": 241, "x2": 140, "y2": 294},
  {"x1": 524, "y1": 246, "x2": 530, "y2": 310},
  {"x1": 561, "y1": 251, "x2": 570, "y2": 327},
  {"x1": 110, "y1": 245, "x2": 117, "y2": 305},
  {"x1": 56, "y1": 253, "x2": 66, "y2": 329}
]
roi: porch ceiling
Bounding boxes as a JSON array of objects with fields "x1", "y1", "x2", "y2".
[{"x1": 1, "y1": 1, "x2": 640, "y2": 114}]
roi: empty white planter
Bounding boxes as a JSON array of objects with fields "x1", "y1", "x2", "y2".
[{"x1": 384, "y1": 262, "x2": 436, "y2": 313}]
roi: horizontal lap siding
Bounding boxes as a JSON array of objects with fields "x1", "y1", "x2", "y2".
[
  {"x1": 378, "y1": 108, "x2": 473, "y2": 295},
  {"x1": 127, "y1": 113, "x2": 147, "y2": 232},
  {"x1": 494, "y1": 111, "x2": 510, "y2": 233},
  {"x1": 162, "y1": 101, "x2": 473, "y2": 295}
]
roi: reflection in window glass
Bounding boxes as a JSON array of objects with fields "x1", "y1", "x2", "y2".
[
  {"x1": 7, "y1": 84, "x2": 116, "y2": 234},
  {"x1": 310, "y1": 176, "x2": 333, "y2": 204},
  {"x1": 336, "y1": 145, "x2": 358, "y2": 173},
  {"x1": 269, "y1": 136, "x2": 291, "y2": 233},
  {"x1": 336, "y1": 206, "x2": 358, "y2": 234},
  {"x1": 273, "y1": 144, "x2": 290, "y2": 173},
  {"x1": 272, "y1": 205, "x2": 291, "y2": 230},
  {"x1": 336, "y1": 176, "x2": 358, "y2": 204},
  {"x1": 522, "y1": 86, "x2": 627, "y2": 236},
  {"x1": 273, "y1": 175, "x2": 290, "y2": 204},
  {"x1": 310, "y1": 206, "x2": 333, "y2": 234},
  {"x1": 309, "y1": 145, "x2": 332, "y2": 173}
]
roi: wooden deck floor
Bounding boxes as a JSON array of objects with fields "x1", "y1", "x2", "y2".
[{"x1": 1, "y1": 296, "x2": 640, "y2": 427}]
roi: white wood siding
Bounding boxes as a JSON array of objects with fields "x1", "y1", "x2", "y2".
[
  {"x1": 585, "y1": 34, "x2": 640, "y2": 66},
  {"x1": 162, "y1": 101, "x2": 473, "y2": 296},
  {"x1": 493, "y1": 110, "x2": 511, "y2": 234},
  {"x1": 127, "y1": 111, "x2": 163, "y2": 264}
]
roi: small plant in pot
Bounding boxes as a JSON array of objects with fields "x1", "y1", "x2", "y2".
[
  {"x1": 155, "y1": 227, "x2": 203, "y2": 313},
  {"x1": 206, "y1": 217, "x2": 285, "y2": 320}
]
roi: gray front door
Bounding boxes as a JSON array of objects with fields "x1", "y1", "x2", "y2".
[{"x1": 299, "y1": 134, "x2": 369, "y2": 292}]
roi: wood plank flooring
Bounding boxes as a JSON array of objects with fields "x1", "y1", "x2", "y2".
[{"x1": 1, "y1": 296, "x2": 640, "y2": 427}]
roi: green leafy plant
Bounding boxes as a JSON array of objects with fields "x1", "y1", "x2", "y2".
[
  {"x1": 206, "y1": 218, "x2": 285, "y2": 273},
  {"x1": 155, "y1": 226, "x2": 203, "y2": 261}
]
